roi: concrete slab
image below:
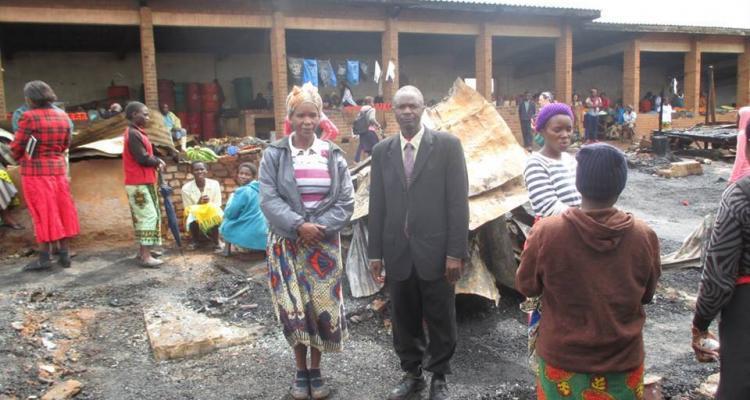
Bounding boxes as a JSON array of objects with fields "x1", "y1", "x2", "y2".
[
  {"x1": 40, "y1": 380, "x2": 82, "y2": 400},
  {"x1": 144, "y1": 301, "x2": 263, "y2": 361}
]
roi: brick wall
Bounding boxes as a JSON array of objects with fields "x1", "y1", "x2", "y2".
[
  {"x1": 139, "y1": 7, "x2": 159, "y2": 110},
  {"x1": 161, "y1": 152, "x2": 260, "y2": 232},
  {"x1": 554, "y1": 24, "x2": 573, "y2": 107}
]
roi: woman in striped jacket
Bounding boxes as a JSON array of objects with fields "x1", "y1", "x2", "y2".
[{"x1": 523, "y1": 103, "x2": 581, "y2": 218}]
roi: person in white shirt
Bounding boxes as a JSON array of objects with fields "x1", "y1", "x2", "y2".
[
  {"x1": 340, "y1": 83, "x2": 357, "y2": 107},
  {"x1": 660, "y1": 97, "x2": 673, "y2": 129},
  {"x1": 622, "y1": 105, "x2": 637, "y2": 142}
]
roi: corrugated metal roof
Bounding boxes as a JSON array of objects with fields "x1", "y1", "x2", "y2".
[
  {"x1": 417, "y1": 0, "x2": 750, "y2": 30},
  {"x1": 418, "y1": 0, "x2": 596, "y2": 12},
  {"x1": 586, "y1": 21, "x2": 750, "y2": 36}
]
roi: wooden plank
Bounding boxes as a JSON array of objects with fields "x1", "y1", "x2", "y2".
[
  {"x1": 699, "y1": 38, "x2": 745, "y2": 54},
  {"x1": 0, "y1": 6, "x2": 139, "y2": 25},
  {"x1": 398, "y1": 20, "x2": 479, "y2": 35},
  {"x1": 152, "y1": 11, "x2": 271, "y2": 28},
  {"x1": 285, "y1": 16, "x2": 385, "y2": 32},
  {"x1": 486, "y1": 23, "x2": 560, "y2": 38}
]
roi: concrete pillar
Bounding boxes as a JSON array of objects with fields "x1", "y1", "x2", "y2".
[
  {"x1": 684, "y1": 39, "x2": 701, "y2": 113},
  {"x1": 738, "y1": 39, "x2": 750, "y2": 107},
  {"x1": 139, "y1": 7, "x2": 158, "y2": 110},
  {"x1": 0, "y1": 49, "x2": 6, "y2": 118},
  {"x1": 475, "y1": 23, "x2": 492, "y2": 100},
  {"x1": 381, "y1": 17, "x2": 399, "y2": 102},
  {"x1": 554, "y1": 23, "x2": 573, "y2": 104},
  {"x1": 622, "y1": 40, "x2": 640, "y2": 109},
  {"x1": 270, "y1": 10, "x2": 288, "y2": 135}
]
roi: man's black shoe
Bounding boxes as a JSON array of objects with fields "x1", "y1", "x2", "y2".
[
  {"x1": 429, "y1": 375, "x2": 449, "y2": 400},
  {"x1": 387, "y1": 371, "x2": 426, "y2": 400}
]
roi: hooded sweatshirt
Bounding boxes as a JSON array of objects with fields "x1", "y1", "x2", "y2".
[{"x1": 516, "y1": 207, "x2": 661, "y2": 373}]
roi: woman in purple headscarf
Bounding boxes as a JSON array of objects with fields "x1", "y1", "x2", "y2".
[
  {"x1": 523, "y1": 103, "x2": 582, "y2": 218},
  {"x1": 520, "y1": 103, "x2": 583, "y2": 372}
]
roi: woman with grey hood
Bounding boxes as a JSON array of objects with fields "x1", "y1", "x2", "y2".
[{"x1": 259, "y1": 83, "x2": 354, "y2": 400}]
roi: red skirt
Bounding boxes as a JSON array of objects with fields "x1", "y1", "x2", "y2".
[{"x1": 22, "y1": 175, "x2": 80, "y2": 243}]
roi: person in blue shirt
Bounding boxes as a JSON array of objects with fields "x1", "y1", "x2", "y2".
[{"x1": 219, "y1": 162, "x2": 268, "y2": 256}]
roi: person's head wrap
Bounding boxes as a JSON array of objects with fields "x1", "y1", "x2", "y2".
[
  {"x1": 576, "y1": 143, "x2": 628, "y2": 201},
  {"x1": 286, "y1": 83, "x2": 323, "y2": 117},
  {"x1": 535, "y1": 102, "x2": 574, "y2": 133}
]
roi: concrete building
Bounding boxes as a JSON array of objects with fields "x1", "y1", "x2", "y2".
[{"x1": 1, "y1": 0, "x2": 748, "y2": 143}]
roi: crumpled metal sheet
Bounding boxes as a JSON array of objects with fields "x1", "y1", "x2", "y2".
[
  {"x1": 350, "y1": 78, "x2": 529, "y2": 230},
  {"x1": 424, "y1": 78, "x2": 528, "y2": 197},
  {"x1": 468, "y1": 176, "x2": 528, "y2": 231},
  {"x1": 455, "y1": 237, "x2": 500, "y2": 305},
  {"x1": 345, "y1": 219, "x2": 384, "y2": 298},
  {"x1": 351, "y1": 165, "x2": 371, "y2": 222},
  {"x1": 72, "y1": 112, "x2": 175, "y2": 150}
]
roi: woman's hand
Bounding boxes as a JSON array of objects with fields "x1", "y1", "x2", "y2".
[
  {"x1": 691, "y1": 326, "x2": 720, "y2": 362},
  {"x1": 158, "y1": 159, "x2": 166, "y2": 171},
  {"x1": 297, "y1": 222, "x2": 324, "y2": 245}
]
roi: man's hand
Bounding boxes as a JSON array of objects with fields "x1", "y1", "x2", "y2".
[
  {"x1": 445, "y1": 257, "x2": 463, "y2": 284},
  {"x1": 158, "y1": 159, "x2": 166, "y2": 172},
  {"x1": 198, "y1": 195, "x2": 210, "y2": 204},
  {"x1": 370, "y1": 260, "x2": 385, "y2": 284},
  {"x1": 691, "y1": 326, "x2": 720, "y2": 363},
  {"x1": 297, "y1": 222, "x2": 324, "y2": 246}
]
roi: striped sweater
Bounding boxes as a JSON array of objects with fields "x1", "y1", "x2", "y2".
[
  {"x1": 290, "y1": 134, "x2": 332, "y2": 210},
  {"x1": 524, "y1": 152, "x2": 582, "y2": 217},
  {"x1": 694, "y1": 180, "x2": 750, "y2": 331}
]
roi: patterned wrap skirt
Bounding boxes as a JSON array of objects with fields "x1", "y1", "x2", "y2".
[
  {"x1": 22, "y1": 175, "x2": 80, "y2": 243},
  {"x1": 125, "y1": 184, "x2": 162, "y2": 247},
  {"x1": 537, "y1": 357, "x2": 644, "y2": 400},
  {"x1": 266, "y1": 232, "x2": 347, "y2": 352}
]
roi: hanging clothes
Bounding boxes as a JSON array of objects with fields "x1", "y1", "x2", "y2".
[
  {"x1": 318, "y1": 60, "x2": 337, "y2": 88},
  {"x1": 288, "y1": 57, "x2": 304, "y2": 84},
  {"x1": 303, "y1": 59, "x2": 319, "y2": 87},
  {"x1": 346, "y1": 60, "x2": 360, "y2": 86}
]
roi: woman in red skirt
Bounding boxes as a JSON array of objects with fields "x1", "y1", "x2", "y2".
[{"x1": 11, "y1": 81, "x2": 80, "y2": 271}]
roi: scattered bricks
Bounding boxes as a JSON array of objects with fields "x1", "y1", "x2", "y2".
[
  {"x1": 144, "y1": 301, "x2": 263, "y2": 361},
  {"x1": 657, "y1": 160, "x2": 703, "y2": 178},
  {"x1": 223, "y1": 178, "x2": 236, "y2": 187},
  {"x1": 174, "y1": 172, "x2": 187, "y2": 180},
  {"x1": 169, "y1": 180, "x2": 181, "y2": 187},
  {"x1": 698, "y1": 373, "x2": 720, "y2": 398},
  {"x1": 166, "y1": 165, "x2": 178, "y2": 173},
  {"x1": 643, "y1": 374, "x2": 663, "y2": 400},
  {"x1": 669, "y1": 160, "x2": 703, "y2": 178},
  {"x1": 160, "y1": 173, "x2": 173, "y2": 180},
  {"x1": 41, "y1": 379, "x2": 82, "y2": 400},
  {"x1": 656, "y1": 169, "x2": 674, "y2": 178}
]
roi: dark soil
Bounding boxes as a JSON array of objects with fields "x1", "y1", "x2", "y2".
[{"x1": 0, "y1": 158, "x2": 732, "y2": 399}]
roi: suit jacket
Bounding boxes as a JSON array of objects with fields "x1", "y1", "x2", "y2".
[
  {"x1": 367, "y1": 128, "x2": 470, "y2": 281},
  {"x1": 518, "y1": 101, "x2": 536, "y2": 121}
]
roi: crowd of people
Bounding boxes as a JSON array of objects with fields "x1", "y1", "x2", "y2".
[
  {"x1": 514, "y1": 86, "x2": 697, "y2": 148},
  {"x1": 3, "y1": 78, "x2": 750, "y2": 400}
]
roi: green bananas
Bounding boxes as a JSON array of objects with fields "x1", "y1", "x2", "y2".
[{"x1": 185, "y1": 146, "x2": 219, "y2": 162}]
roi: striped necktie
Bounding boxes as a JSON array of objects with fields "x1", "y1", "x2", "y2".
[{"x1": 403, "y1": 142, "x2": 415, "y2": 186}]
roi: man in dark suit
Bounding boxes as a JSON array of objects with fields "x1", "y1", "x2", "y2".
[
  {"x1": 368, "y1": 86, "x2": 469, "y2": 400},
  {"x1": 518, "y1": 91, "x2": 536, "y2": 151}
]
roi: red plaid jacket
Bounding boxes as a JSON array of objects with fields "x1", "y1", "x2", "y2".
[{"x1": 11, "y1": 107, "x2": 72, "y2": 176}]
